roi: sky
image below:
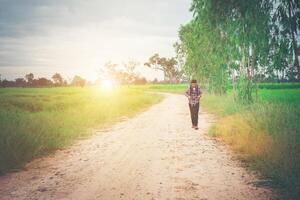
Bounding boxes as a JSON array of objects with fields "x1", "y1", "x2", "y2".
[{"x1": 0, "y1": 0, "x2": 192, "y2": 81}]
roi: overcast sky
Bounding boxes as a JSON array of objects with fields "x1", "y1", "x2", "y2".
[{"x1": 0, "y1": 0, "x2": 192, "y2": 81}]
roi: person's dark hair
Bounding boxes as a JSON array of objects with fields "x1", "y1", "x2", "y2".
[{"x1": 191, "y1": 79, "x2": 197, "y2": 83}]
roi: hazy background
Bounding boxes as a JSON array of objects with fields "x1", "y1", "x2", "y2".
[{"x1": 0, "y1": 0, "x2": 192, "y2": 81}]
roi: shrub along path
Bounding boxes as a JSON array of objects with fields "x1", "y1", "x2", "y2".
[{"x1": 0, "y1": 93, "x2": 275, "y2": 200}]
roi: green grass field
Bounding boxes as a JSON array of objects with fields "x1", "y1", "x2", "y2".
[
  {"x1": 1, "y1": 83, "x2": 299, "y2": 197},
  {"x1": 0, "y1": 87, "x2": 162, "y2": 174},
  {"x1": 132, "y1": 84, "x2": 188, "y2": 94},
  {"x1": 147, "y1": 83, "x2": 300, "y2": 198}
]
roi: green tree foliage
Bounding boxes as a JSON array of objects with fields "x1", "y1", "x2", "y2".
[
  {"x1": 272, "y1": 0, "x2": 300, "y2": 81},
  {"x1": 178, "y1": 0, "x2": 299, "y2": 102},
  {"x1": 178, "y1": 20, "x2": 228, "y2": 94}
]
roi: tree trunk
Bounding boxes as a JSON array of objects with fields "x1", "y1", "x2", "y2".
[
  {"x1": 291, "y1": 32, "x2": 300, "y2": 82},
  {"x1": 288, "y1": 1, "x2": 300, "y2": 81},
  {"x1": 247, "y1": 47, "x2": 252, "y2": 102}
]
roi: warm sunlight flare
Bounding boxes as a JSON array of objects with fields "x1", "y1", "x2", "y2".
[{"x1": 100, "y1": 79, "x2": 114, "y2": 91}]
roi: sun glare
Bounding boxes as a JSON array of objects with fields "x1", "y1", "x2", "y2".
[{"x1": 100, "y1": 79, "x2": 114, "y2": 91}]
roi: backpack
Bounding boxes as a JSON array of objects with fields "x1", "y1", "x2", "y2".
[{"x1": 189, "y1": 84, "x2": 199, "y2": 96}]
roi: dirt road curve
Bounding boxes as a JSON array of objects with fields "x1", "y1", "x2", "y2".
[{"x1": 0, "y1": 93, "x2": 275, "y2": 200}]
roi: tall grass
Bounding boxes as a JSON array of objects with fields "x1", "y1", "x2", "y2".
[
  {"x1": 201, "y1": 90, "x2": 300, "y2": 198},
  {"x1": 0, "y1": 87, "x2": 162, "y2": 174}
]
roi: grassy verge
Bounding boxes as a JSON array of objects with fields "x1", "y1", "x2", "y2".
[
  {"x1": 201, "y1": 90, "x2": 300, "y2": 198},
  {"x1": 0, "y1": 86, "x2": 162, "y2": 174}
]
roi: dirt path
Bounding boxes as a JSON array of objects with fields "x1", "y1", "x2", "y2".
[{"x1": 0, "y1": 93, "x2": 275, "y2": 200}]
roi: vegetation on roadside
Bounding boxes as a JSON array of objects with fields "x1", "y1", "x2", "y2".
[
  {"x1": 177, "y1": 0, "x2": 300, "y2": 102},
  {"x1": 201, "y1": 89, "x2": 300, "y2": 198},
  {"x1": 149, "y1": 84, "x2": 300, "y2": 198},
  {"x1": 177, "y1": 1, "x2": 300, "y2": 192},
  {"x1": 0, "y1": 87, "x2": 162, "y2": 174}
]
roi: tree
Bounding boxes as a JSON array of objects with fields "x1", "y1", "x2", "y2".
[
  {"x1": 71, "y1": 75, "x2": 86, "y2": 87},
  {"x1": 25, "y1": 73, "x2": 34, "y2": 86},
  {"x1": 144, "y1": 54, "x2": 183, "y2": 83},
  {"x1": 52, "y1": 73, "x2": 64, "y2": 86},
  {"x1": 124, "y1": 60, "x2": 139, "y2": 75},
  {"x1": 98, "y1": 61, "x2": 118, "y2": 82},
  {"x1": 174, "y1": 42, "x2": 189, "y2": 82},
  {"x1": 273, "y1": 0, "x2": 300, "y2": 81},
  {"x1": 179, "y1": 0, "x2": 274, "y2": 100},
  {"x1": 1, "y1": 80, "x2": 15, "y2": 87},
  {"x1": 104, "y1": 61, "x2": 118, "y2": 76},
  {"x1": 97, "y1": 61, "x2": 149, "y2": 85},
  {"x1": 36, "y1": 78, "x2": 53, "y2": 87},
  {"x1": 152, "y1": 78, "x2": 158, "y2": 84},
  {"x1": 133, "y1": 76, "x2": 147, "y2": 85},
  {"x1": 123, "y1": 60, "x2": 140, "y2": 84},
  {"x1": 15, "y1": 78, "x2": 26, "y2": 87},
  {"x1": 178, "y1": 20, "x2": 228, "y2": 94}
]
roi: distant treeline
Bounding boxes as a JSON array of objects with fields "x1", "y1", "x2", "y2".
[
  {"x1": 0, "y1": 73, "x2": 151, "y2": 88},
  {"x1": 0, "y1": 55, "x2": 189, "y2": 88},
  {"x1": 0, "y1": 73, "x2": 85, "y2": 88},
  {"x1": 0, "y1": 73, "x2": 171, "y2": 88}
]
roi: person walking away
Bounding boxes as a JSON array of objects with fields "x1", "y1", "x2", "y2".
[{"x1": 185, "y1": 80, "x2": 202, "y2": 130}]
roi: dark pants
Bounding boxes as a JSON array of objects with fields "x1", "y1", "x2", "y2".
[{"x1": 189, "y1": 103, "x2": 199, "y2": 126}]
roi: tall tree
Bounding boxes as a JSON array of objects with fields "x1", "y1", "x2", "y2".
[
  {"x1": 52, "y1": 73, "x2": 64, "y2": 86},
  {"x1": 174, "y1": 42, "x2": 189, "y2": 82},
  {"x1": 99, "y1": 61, "x2": 118, "y2": 81},
  {"x1": 144, "y1": 54, "x2": 183, "y2": 83},
  {"x1": 25, "y1": 73, "x2": 34, "y2": 86},
  {"x1": 123, "y1": 60, "x2": 140, "y2": 84},
  {"x1": 273, "y1": 0, "x2": 300, "y2": 81},
  {"x1": 36, "y1": 78, "x2": 53, "y2": 87},
  {"x1": 15, "y1": 78, "x2": 26, "y2": 87},
  {"x1": 71, "y1": 75, "x2": 86, "y2": 87},
  {"x1": 123, "y1": 60, "x2": 139, "y2": 75},
  {"x1": 179, "y1": 0, "x2": 273, "y2": 100}
]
